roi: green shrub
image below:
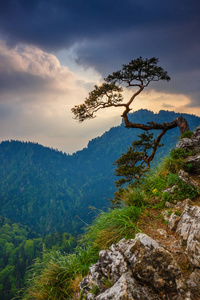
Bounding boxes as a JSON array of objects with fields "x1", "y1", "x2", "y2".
[
  {"x1": 161, "y1": 192, "x2": 173, "y2": 202},
  {"x1": 170, "y1": 148, "x2": 194, "y2": 159},
  {"x1": 180, "y1": 131, "x2": 193, "y2": 139},
  {"x1": 184, "y1": 163, "x2": 194, "y2": 173},
  {"x1": 174, "y1": 181, "x2": 199, "y2": 200}
]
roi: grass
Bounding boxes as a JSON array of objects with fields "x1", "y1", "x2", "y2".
[
  {"x1": 113, "y1": 186, "x2": 150, "y2": 208},
  {"x1": 21, "y1": 206, "x2": 142, "y2": 299},
  {"x1": 22, "y1": 247, "x2": 99, "y2": 300},
  {"x1": 180, "y1": 131, "x2": 194, "y2": 139},
  {"x1": 81, "y1": 206, "x2": 142, "y2": 250},
  {"x1": 20, "y1": 145, "x2": 200, "y2": 300}
]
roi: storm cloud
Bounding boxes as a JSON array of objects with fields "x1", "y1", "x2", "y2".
[{"x1": 0, "y1": 0, "x2": 199, "y2": 152}]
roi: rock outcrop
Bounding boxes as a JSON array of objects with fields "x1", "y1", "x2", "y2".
[
  {"x1": 79, "y1": 231, "x2": 193, "y2": 299},
  {"x1": 79, "y1": 127, "x2": 200, "y2": 299},
  {"x1": 176, "y1": 126, "x2": 200, "y2": 154},
  {"x1": 166, "y1": 201, "x2": 200, "y2": 299},
  {"x1": 79, "y1": 199, "x2": 200, "y2": 299}
]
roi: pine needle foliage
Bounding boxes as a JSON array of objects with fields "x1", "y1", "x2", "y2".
[{"x1": 114, "y1": 131, "x2": 163, "y2": 186}]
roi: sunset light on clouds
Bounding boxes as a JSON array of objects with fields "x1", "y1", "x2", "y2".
[{"x1": 0, "y1": 0, "x2": 199, "y2": 153}]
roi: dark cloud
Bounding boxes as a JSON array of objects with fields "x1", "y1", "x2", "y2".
[
  {"x1": 0, "y1": 0, "x2": 199, "y2": 104},
  {"x1": 0, "y1": 0, "x2": 199, "y2": 50}
]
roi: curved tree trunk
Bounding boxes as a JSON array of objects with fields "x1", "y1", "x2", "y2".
[
  {"x1": 122, "y1": 113, "x2": 189, "y2": 135},
  {"x1": 122, "y1": 112, "x2": 190, "y2": 169}
]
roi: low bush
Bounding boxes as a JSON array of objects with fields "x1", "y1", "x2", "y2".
[
  {"x1": 170, "y1": 148, "x2": 194, "y2": 159},
  {"x1": 180, "y1": 131, "x2": 193, "y2": 139}
]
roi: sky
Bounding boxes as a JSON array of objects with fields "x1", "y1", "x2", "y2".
[{"x1": 0, "y1": 0, "x2": 199, "y2": 154}]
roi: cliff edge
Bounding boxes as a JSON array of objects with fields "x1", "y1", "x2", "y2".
[{"x1": 79, "y1": 127, "x2": 200, "y2": 300}]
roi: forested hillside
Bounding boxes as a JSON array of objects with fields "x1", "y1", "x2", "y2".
[
  {"x1": 0, "y1": 109, "x2": 200, "y2": 299},
  {"x1": 21, "y1": 124, "x2": 200, "y2": 300},
  {"x1": 0, "y1": 217, "x2": 76, "y2": 300},
  {"x1": 0, "y1": 110, "x2": 199, "y2": 236}
]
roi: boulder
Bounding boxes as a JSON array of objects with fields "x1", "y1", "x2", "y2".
[
  {"x1": 186, "y1": 269, "x2": 200, "y2": 298},
  {"x1": 176, "y1": 204, "x2": 200, "y2": 267},
  {"x1": 95, "y1": 272, "x2": 157, "y2": 300},
  {"x1": 178, "y1": 169, "x2": 198, "y2": 187},
  {"x1": 185, "y1": 154, "x2": 200, "y2": 174},
  {"x1": 79, "y1": 234, "x2": 188, "y2": 299},
  {"x1": 176, "y1": 125, "x2": 200, "y2": 154}
]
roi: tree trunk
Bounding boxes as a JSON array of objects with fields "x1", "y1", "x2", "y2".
[
  {"x1": 122, "y1": 113, "x2": 189, "y2": 135},
  {"x1": 121, "y1": 113, "x2": 190, "y2": 169}
]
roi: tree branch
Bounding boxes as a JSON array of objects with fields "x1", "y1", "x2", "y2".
[{"x1": 122, "y1": 113, "x2": 189, "y2": 135}]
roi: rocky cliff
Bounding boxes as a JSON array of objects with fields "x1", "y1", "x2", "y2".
[{"x1": 79, "y1": 127, "x2": 200, "y2": 299}]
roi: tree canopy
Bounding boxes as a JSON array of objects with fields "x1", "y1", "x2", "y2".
[
  {"x1": 72, "y1": 57, "x2": 189, "y2": 175},
  {"x1": 72, "y1": 57, "x2": 188, "y2": 132},
  {"x1": 114, "y1": 131, "x2": 163, "y2": 187},
  {"x1": 72, "y1": 57, "x2": 171, "y2": 123}
]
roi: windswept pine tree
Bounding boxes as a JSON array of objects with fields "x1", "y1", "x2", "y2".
[{"x1": 72, "y1": 57, "x2": 189, "y2": 176}]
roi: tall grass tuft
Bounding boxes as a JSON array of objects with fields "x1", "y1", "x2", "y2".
[
  {"x1": 21, "y1": 206, "x2": 142, "y2": 299},
  {"x1": 82, "y1": 206, "x2": 142, "y2": 250},
  {"x1": 180, "y1": 130, "x2": 193, "y2": 139},
  {"x1": 142, "y1": 169, "x2": 167, "y2": 196},
  {"x1": 22, "y1": 248, "x2": 99, "y2": 300},
  {"x1": 159, "y1": 155, "x2": 184, "y2": 174},
  {"x1": 117, "y1": 186, "x2": 149, "y2": 208}
]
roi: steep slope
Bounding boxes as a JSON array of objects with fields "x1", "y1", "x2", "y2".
[
  {"x1": 78, "y1": 126, "x2": 200, "y2": 300},
  {"x1": 0, "y1": 110, "x2": 199, "y2": 235},
  {"x1": 20, "y1": 124, "x2": 200, "y2": 300}
]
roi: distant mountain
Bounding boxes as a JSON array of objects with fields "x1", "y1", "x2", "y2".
[{"x1": 0, "y1": 109, "x2": 199, "y2": 235}]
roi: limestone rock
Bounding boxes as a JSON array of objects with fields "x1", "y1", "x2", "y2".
[
  {"x1": 79, "y1": 234, "x2": 187, "y2": 299},
  {"x1": 95, "y1": 272, "x2": 157, "y2": 300},
  {"x1": 157, "y1": 228, "x2": 168, "y2": 238},
  {"x1": 176, "y1": 204, "x2": 200, "y2": 267},
  {"x1": 176, "y1": 138, "x2": 194, "y2": 150},
  {"x1": 165, "y1": 201, "x2": 175, "y2": 208},
  {"x1": 128, "y1": 234, "x2": 183, "y2": 293},
  {"x1": 186, "y1": 269, "x2": 200, "y2": 298},
  {"x1": 175, "y1": 199, "x2": 193, "y2": 209},
  {"x1": 163, "y1": 185, "x2": 177, "y2": 195},
  {"x1": 186, "y1": 154, "x2": 200, "y2": 174},
  {"x1": 168, "y1": 212, "x2": 181, "y2": 231},
  {"x1": 176, "y1": 125, "x2": 200, "y2": 154},
  {"x1": 162, "y1": 209, "x2": 171, "y2": 221},
  {"x1": 178, "y1": 169, "x2": 199, "y2": 187},
  {"x1": 79, "y1": 245, "x2": 129, "y2": 295}
]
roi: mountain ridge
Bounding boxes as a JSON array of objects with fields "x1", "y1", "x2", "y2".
[{"x1": 0, "y1": 109, "x2": 199, "y2": 235}]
